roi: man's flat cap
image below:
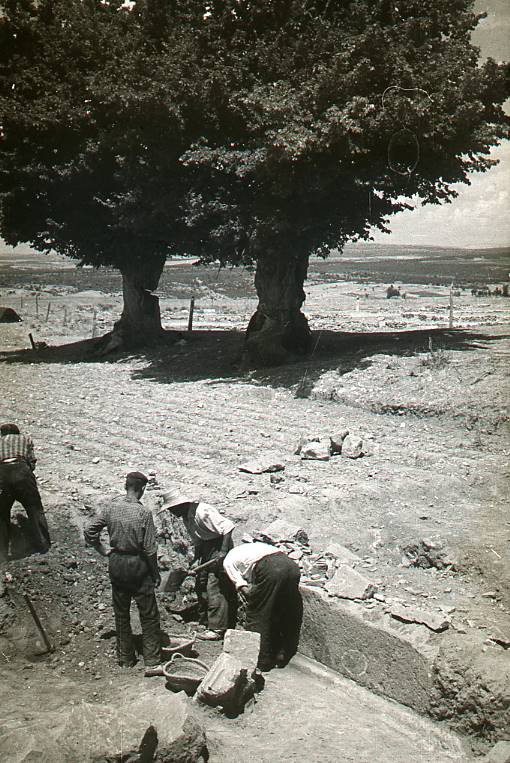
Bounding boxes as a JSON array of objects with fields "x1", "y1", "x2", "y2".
[
  {"x1": 1, "y1": 423, "x2": 20, "y2": 435},
  {"x1": 126, "y1": 471, "x2": 148, "y2": 483}
]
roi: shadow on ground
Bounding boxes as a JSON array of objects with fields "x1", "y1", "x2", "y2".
[{"x1": 1, "y1": 326, "x2": 508, "y2": 394}]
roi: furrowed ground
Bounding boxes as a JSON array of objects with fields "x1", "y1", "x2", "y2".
[{"x1": 0, "y1": 244, "x2": 509, "y2": 760}]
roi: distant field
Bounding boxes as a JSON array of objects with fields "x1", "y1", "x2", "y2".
[{"x1": 1, "y1": 243, "x2": 509, "y2": 299}]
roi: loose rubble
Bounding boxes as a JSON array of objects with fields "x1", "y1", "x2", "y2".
[{"x1": 295, "y1": 430, "x2": 364, "y2": 460}]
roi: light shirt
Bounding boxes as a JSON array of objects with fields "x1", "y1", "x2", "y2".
[
  {"x1": 223, "y1": 541, "x2": 280, "y2": 590},
  {"x1": 183, "y1": 502, "x2": 235, "y2": 546}
]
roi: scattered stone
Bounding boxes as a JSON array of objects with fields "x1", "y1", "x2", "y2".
[
  {"x1": 239, "y1": 455, "x2": 285, "y2": 474},
  {"x1": 0, "y1": 690, "x2": 208, "y2": 762},
  {"x1": 91, "y1": 457, "x2": 100, "y2": 464},
  {"x1": 401, "y1": 539, "x2": 457, "y2": 570},
  {"x1": 482, "y1": 741, "x2": 510, "y2": 763},
  {"x1": 390, "y1": 604, "x2": 450, "y2": 632},
  {"x1": 324, "y1": 543, "x2": 362, "y2": 567},
  {"x1": 300, "y1": 440, "x2": 331, "y2": 461},
  {"x1": 488, "y1": 628, "x2": 510, "y2": 649},
  {"x1": 195, "y1": 652, "x2": 254, "y2": 715},
  {"x1": 329, "y1": 430, "x2": 350, "y2": 454},
  {"x1": 270, "y1": 473, "x2": 285, "y2": 485},
  {"x1": 258, "y1": 519, "x2": 309, "y2": 546},
  {"x1": 325, "y1": 567, "x2": 376, "y2": 600},
  {"x1": 223, "y1": 628, "x2": 260, "y2": 672},
  {"x1": 341, "y1": 435, "x2": 363, "y2": 459},
  {"x1": 294, "y1": 434, "x2": 320, "y2": 455}
]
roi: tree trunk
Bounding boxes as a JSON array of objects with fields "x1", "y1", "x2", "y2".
[
  {"x1": 111, "y1": 255, "x2": 166, "y2": 348},
  {"x1": 245, "y1": 253, "x2": 312, "y2": 365}
]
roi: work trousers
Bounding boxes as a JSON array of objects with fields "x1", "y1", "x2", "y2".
[
  {"x1": 195, "y1": 537, "x2": 237, "y2": 632},
  {"x1": 246, "y1": 552, "x2": 303, "y2": 670},
  {"x1": 0, "y1": 461, "x2": 51, "y2": 562},
  {"x1": 109, "y1": 552, "x2": 161, "y2": 667}
]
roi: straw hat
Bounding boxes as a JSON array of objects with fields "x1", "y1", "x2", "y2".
[{"x1": 160, "y1": 488, "x2": 194, "y2": 512}]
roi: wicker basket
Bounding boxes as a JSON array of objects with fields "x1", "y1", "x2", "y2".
[
  {"x1": 161, "y1": 632, "x2": 196, "y2": 659},
  {"x1": 162, "y1": 653, "x2": 209, "y2": 695}
]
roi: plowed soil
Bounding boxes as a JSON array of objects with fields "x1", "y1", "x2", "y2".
[{"x1": 0, "y1": 246, "x2": 509, "y2": 760}]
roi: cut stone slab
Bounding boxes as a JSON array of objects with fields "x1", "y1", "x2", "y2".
[
  {"x1": 0, "y1": 687, "x2": 208, "y2": 763},
  {"x1": 341, "y1": 435, "x2": 363, "y2": 459},
  {"x1": 223, "y1": 628, "x2": 260, "y2": 672},
  {"x1": 390, "y1": 604, "x2": 450, "y2": 633},
  {"x1": 330, "y1": 430, "x2": 350, "y2": 454},
  {"x1": 300, "y1": 439, "x2": 331, "y2": 461},
  {"x1": 239, "y1": 455, "x2": 285, "y2": 474},
  {"x1": 482, "y1": 741, "x2": 510, "y2": 763},
  {"x1": 325, "y1": 566, "x2": 376, "y2": 600},
  {"x1": 259, "y1": 519, "x2": 309, "y2": 545},
  {"x1": 299, "y1": 586, "x2": 439, "y2": 715},
  {"x1": 195, "y1": 651, "x2": 254, "y2": 715}
]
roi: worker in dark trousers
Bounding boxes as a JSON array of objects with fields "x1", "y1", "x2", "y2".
[
  {"x1": 223, "y1": 541, "x2": 303, "y2": 671},
  {"x1": 0, "y1": 423, "x2": 51, "y2": 562},
  {"x1": 84, "y1": 472, "x2": 161, "y2": 671},
  {"x1": 160, "y1": 488, "x2": 237, "y2": 640}
]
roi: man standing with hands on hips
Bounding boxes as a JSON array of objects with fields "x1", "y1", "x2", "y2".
[{"x1": 84, "y1": 471, "x2": 161, "y2": 670}]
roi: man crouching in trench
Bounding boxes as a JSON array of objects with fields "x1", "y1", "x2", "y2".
[{"x1": 84, "y1": 471, "x2": 161, "y2": 669}]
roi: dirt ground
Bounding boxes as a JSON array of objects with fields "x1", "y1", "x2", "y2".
[{"x1": 0, "y1": 246, "x2": 509, "y2": 760}]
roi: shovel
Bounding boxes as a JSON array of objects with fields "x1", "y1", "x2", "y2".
[{"x1": 164, "y1": 557, "x2": 219, "y2": 594}]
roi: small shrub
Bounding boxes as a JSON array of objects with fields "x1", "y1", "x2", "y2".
[{"x1": 419, "y1": 337, "x2": 450, "y2": 369}]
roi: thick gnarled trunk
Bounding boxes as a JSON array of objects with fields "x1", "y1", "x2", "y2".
[
  {"x1": 245, "y1": 254, "x2": 312, "y2": 365},
  {"x1": 112, "y1": 255, "x2": 166, "y2": 347}
]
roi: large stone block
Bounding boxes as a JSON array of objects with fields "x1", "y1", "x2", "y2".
[
  {"x1": 223, "y1": 628, "x2": 260, "y2": 672},
  {"x1": 195, "y1": 652, "x2": 254, "y2": 715},
  {"x1": 0, "y1": 687, "x2": 208, "y2": 762},
  {"x1": 299, "y1": 585, "x2": 438, "y2": 714}
]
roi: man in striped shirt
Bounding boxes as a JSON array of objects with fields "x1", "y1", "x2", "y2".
[
  {"x1": 0, "y1": 423, "x2": 51, "y2": 562},
  {"x1": 84, "y1": 472, "x2": 161, "y2": 669}
]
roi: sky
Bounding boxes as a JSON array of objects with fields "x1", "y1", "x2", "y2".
[{"x1": 370, "y1": 0, "x2": 510, "y2": 249}]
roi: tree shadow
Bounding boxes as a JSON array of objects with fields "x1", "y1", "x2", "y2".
[{"x1": 1, "y1": 326, "x2": 508, "y2": 395}]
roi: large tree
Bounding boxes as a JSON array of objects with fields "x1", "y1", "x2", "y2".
[
  {"x1": 0, "y1": 0, "x2": 210, "y2": 344},
  {"x1": 181, "y1": 0, "x2": 509, "y2": 363}
]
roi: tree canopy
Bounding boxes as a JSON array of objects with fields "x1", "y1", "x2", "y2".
[{"x1": 1, "y1": 1, "x2": 508, "y2": 358}]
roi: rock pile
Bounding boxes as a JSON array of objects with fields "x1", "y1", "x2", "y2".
[
  {"x1": 253, "y1": 520, "x2": 376, "y2": 600},
  {"x1": 295, "y1": 430, "x2": 364, "y2": 461}
]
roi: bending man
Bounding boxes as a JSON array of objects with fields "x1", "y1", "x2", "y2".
[
  {"x1": 84, "y1": 472, "x2": 161, "y2": 669},
  {"x1": 161, "y1": 488, "x2": 237, "y2": 640},
  {"x1": 223, "y1": 541, "x2": 303, "y2": 671},
  {"x1": 0, "y1": 422, "x2": 51, "y2": 562}
]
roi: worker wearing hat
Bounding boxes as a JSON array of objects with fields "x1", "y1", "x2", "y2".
[
  {"x1": 84, "y1": 472, "x2": 161, "y2": 669},
  {"x1": 160, "y1": 488, "x2": 237, "y2": 640}
]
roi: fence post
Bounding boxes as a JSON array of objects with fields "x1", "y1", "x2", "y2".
[
  {"x1": 63, "y1": 306, "x2": 67, "y2": 327},
  {"x1": 45, "y1": 302, "x2": 51, "y2": 322},
  {"x1": 35, "y1": 294, "x2": 39, "y2": 318},
  {"x1": 187, "y1": 297, "x2": 195, "y2": 332},
  {"x1": 449, "y1": 288, "x2": 454, "y2": 329},
  {"x1": 91, "y1": 308, "x2": 97, "y2": 338}
]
